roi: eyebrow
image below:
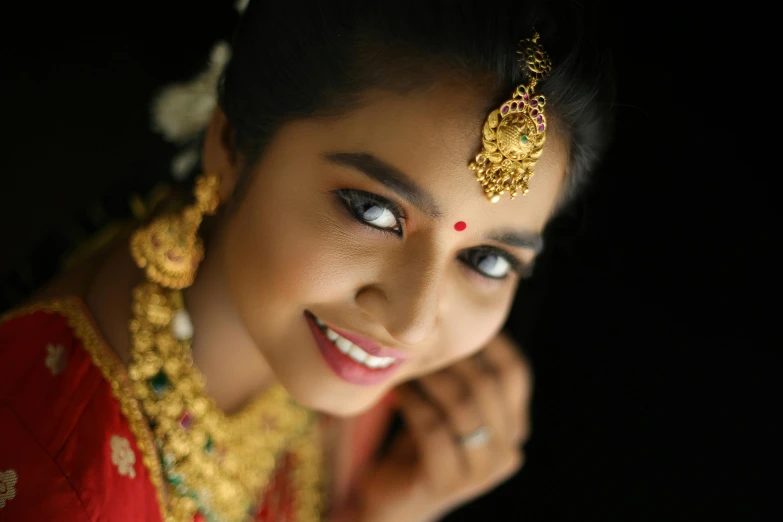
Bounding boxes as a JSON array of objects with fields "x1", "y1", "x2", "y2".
[
  {"x1": 323, "y1": 151, "x2": 444, "y2": 218},
  {"x1": 323, "y1": 151, "x2": 543, "y2": 253},
  {"x1": 486, "y1": 230, "x2": 544, "y2": 254}
]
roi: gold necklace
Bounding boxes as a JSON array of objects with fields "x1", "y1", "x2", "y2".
[{"x1": 127, "y1": 280, "x2": 323, "y2": 522}]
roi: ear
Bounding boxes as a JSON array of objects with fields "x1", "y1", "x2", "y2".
[{"x1": 202, "y1": 107, "x2": 241, "y2": 202}]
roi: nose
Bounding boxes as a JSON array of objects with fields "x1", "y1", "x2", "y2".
[{"x1": 355, "y1": 248, "x2": 442, "y2": 347}]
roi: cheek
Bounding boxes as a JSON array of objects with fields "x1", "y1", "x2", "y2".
[
  {"x1": 220, "y1": 184, "x2": 368, "y2": 322},
  {"x1": 415, "y1": 279, "x2": 516, "y2": 374},
  {"x1": 222, "y1": 202, "x2": 329, "y2": 316}
]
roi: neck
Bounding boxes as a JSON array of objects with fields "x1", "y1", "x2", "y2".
[
  {"x1": 87, "y1": 235, "x2": 276, "y2": 416},
  {"x1": 183, "y1": 236, "x2": 277, "y2": 415}
]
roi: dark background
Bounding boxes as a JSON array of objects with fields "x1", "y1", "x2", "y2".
[{"x1": 1, "y1": 2, "x2": 773, "y2": 521}]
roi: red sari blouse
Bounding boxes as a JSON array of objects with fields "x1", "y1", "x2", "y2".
[{"x1": 0, "y1": 298, "x2": 396, "y2": 521}]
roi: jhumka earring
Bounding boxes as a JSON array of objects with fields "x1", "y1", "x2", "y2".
[
  {"x1": 469, "y1": 32, "x2": 553, "y2": 203},
  {"x1": 130, "y1": 173, "x2": 220, "y2": 289}
]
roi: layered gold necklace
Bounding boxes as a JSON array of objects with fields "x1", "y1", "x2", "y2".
[{"x1": 127, "y1": 280, "x2": 323, "y2": 521}]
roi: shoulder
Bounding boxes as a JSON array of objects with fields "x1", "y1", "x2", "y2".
[
  {"x1": 0, "y1": 300, "x2": 165, "y2": 521},
  {"x1": 20, "y1": 229, "x2": 130, "y2": 306},
  {"x1": 0, "y1": 299, "x2": 112, "y2": 453}
]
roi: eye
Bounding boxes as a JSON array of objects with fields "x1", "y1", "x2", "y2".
[
  {"x1": 334, "y1": 189, "x2": 404, "y2": 236},
  {"x1": 459, "y1": 247, "x2": 521, "y2": 280}
]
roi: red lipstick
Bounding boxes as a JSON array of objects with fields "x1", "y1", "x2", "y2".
[
  {"x1": 326, "y1": 326, "x2": 410, "y2": 361},
  {"x1": 304, "y1": 313, "x2": 404, "y2": 386}
]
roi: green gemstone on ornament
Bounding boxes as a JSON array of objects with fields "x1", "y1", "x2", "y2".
[
  {"x1": 150, "y1": 371, "x2": 170, "y2": 394},
  {"x1": 161, "y1": 451, "x2": 174, "y2": 467},
  {"x1": 168, "y1": 474, "x2": 182, "y2": 486},
  {"x1": 521, "y1": 135, "x2": 528, "y2": 144},
  {"x1": 204, "y1": 436, "x2": 214, "y2": 454}
]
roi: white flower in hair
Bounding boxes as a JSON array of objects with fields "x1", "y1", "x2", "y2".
[
  {"x1": 150, "y1": 0, "x2": 247, "y2": 180},
  {"x1": 151, "y1": 41, "x2": 231, "y2": 145}
]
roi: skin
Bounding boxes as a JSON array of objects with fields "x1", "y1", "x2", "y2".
[
  {"x1": 190, "y1": 84, "x2": 566, "y2": 416},
  {"x1": 71, "y1": 81, "x2": 569, "y2": 521}
]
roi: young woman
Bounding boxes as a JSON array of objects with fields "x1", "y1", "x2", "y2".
[{"x1": 0, "y1": 1, "x2": 613, "y2": 520}]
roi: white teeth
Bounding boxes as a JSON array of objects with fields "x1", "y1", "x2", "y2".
[
  {"x1": 348, "y1": 346, "x2": 367, "y2": 363},
  {"x1": 315, "y1": 317, "x2": 398, "y2": 370},
  {"x1": 335, "y1": 336, "x2": 353, "y2": 354}
]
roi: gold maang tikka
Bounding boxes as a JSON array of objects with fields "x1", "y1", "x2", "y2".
[{"x1": 469, "y1": 32, "x2": 553, "y2": 203}]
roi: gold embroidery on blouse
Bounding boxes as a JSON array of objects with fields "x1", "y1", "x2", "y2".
[
  {"x1": 0, "y1": 299, "x2": 167, "y2": 520},
  {"x1": 111, "y1": 435, "x2": 137, "y2": 478},
  {"x1": 1, "y1": 299, "x2": 327, "y2": 521},
  {"x1": 128, "y1": 281, "x2": 323, "y2": 522},
  {"x1": 290, "y1": 424, "x2": 324, "y2": 522},
  {"x1": 0, "y1": 469, "x2": 18, "y2": 509},
  {"x1": 45, "y1": 343, "x2": 68, "y2": 375}
]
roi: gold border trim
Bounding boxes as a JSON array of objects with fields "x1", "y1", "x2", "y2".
[
  {"x1": 1, "y1": 298, "x2": 167, "y2": 520},
  {"x1": 290, "y1": 420, "x2": 325, "y2": 522}
]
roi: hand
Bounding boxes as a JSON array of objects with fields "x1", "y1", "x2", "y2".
[{"x1": 351, "y1": 332, "x2": 533, "y2": 522}]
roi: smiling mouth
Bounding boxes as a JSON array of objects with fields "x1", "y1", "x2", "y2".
[{"x1": 309, "y1": 314, "x2": 399, "y2": 370}]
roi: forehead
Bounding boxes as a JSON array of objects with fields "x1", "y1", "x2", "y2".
[{"x1": 306, "y1": 84, "x2": 568, "y2": 232}]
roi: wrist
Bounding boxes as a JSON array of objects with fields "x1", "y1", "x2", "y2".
[{"x1": 351, "y1": 495, "x2": 442, "y2": 522}]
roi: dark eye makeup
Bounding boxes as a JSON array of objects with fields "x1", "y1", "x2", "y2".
[
  {"x1": 334, "y1": 189, "x2": 405, "y2": 236},
  {"x1": 332, "y1": 188, "x2": 526, "y2": 280}
]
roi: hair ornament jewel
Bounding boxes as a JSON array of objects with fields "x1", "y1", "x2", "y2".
[{"x1": 469, "y1": 32, "x2": 553, "y2": 203}]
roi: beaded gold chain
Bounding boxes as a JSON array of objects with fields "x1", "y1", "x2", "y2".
[{"x1": 127, "y1": 280, "x2": 323, "y2": 521}]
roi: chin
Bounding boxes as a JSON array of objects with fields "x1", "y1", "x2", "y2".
[
  {"x1": 278, "y1": 371, "x2": 390, "y2": 418},
  {"x1": 268, "y1": 330, "x2": 402, "y2": 417},
  {"x1": 312, "y1": 399, "x2": 378, "y2": 418}
]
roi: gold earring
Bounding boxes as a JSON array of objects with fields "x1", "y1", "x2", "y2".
[{"x1": 130, "y1": 173, "x2": 220, "y2": 289}]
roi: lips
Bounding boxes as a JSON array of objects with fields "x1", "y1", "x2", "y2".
[
  {"x1": 304, "y1": 312, "x2": 405, "y2": 386},
  {"x1": 326, "y1": 325, "x2": 410, "y2": 361}
]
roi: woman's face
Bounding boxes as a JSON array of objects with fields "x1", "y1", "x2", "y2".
[{"x1": 203, "y1": 84, "x2": 568, "y2": 416}]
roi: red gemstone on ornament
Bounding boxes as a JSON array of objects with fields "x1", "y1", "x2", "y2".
[
  {"x1": 501, "y1": 105, "x2": 509, "y2": 115},
  {"x1": 454, "y1": 221, "x2": 467, "y2": 232},
  {"x1": 532, "y1": 109, "x2": 538, "y2": 116},
  {"x1": 193, "y1": 513, "x2": 206, "y2": 522},
  {"x1": 539, "y1": 124, "x2": 545, "y2": 132},
  {"x1": 151, "y1": 234, "x2": 160, "y2": 248},
  {"x1": 179, "y1": 411, "x2": 193, "y2": 430},
  {"x1": 166, "y1": 252, "x2": 182, "y2": 263},
  {"x1": 523, "y1": 94, "x2": 529, "y2": 101}
]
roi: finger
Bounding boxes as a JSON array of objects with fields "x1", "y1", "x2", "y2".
[
  {"x1": 455, "y1": 444, "x2": 526, "y2": 503},
  {"x1": 479, "y1": 334, "x2": 533, "y2": 443},
  {"x1": 449, "y1": 356, "x2": 513, "y2": 448},
  {"x1": 395, "y1": 383, "x2": 463, "y2": 493},
  {"x1": 415, "y1": 370, "x2": 492, "y2": 476},
  {"x1": 474, "y1": 448, "x2": 526, "y2": 498}
]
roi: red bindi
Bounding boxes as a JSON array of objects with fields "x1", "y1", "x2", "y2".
[{"x1": 454, "y1": 221, "x2": 467, "y2": 232}]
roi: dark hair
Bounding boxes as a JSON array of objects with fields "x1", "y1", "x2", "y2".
[{"x1": 219, "y1": 0, "x2": 614, "y2": 208}]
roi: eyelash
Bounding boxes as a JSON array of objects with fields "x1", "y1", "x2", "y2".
[
  {"x1": 458, "y1": 246, "x2": 525, "y2": 281},
  {"x1": 333, "y1": 188, "x2": 525, "y2": 281},
  {"x1": 334, "y1": 188, "x2": 406, "y2": 237}
]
